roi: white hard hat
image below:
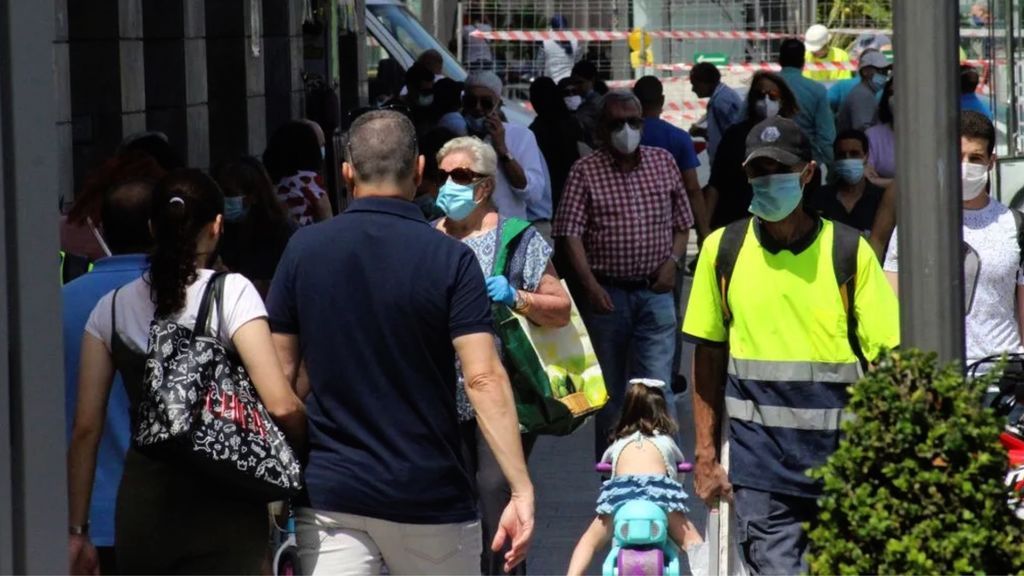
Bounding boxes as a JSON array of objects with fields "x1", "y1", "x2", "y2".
[{"x1": 804, "y1": 24, "x2": 831, "y2": 52}]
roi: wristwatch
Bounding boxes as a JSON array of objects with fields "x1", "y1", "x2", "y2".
[
  {"x1": 69, "y1": 523, "x2": 89, "y2": 536},
  {"x1": 513, "y1": 290, "x2": 529, "y2": 313},
  {"x1": 670, "y1": 254, "x2": 685, "y2": 270}
]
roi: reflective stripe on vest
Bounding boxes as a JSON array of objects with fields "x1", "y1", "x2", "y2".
[
  {"x1": 727, "y1": 358, "x2": 863, "y2": 383},
  {"x1": 725, "y1": 397, "x2": 855, "y2": 431}
]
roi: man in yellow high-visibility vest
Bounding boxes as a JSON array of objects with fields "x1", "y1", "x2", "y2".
[{"x1": 803, "y1": 24, "x2": 853, "y2": 83}]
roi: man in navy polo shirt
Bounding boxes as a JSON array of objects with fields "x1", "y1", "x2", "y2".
[
  {"x1": 268, "y1": 110, "x2": 534, "y2": 576},
  {"x1": 63, "y1": 179, "x2": 154, "y2": 573}
]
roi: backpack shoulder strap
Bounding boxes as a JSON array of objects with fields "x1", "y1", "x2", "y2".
[
  {"x1": 714, "y1": 217, "x2": 751, "y2": 326},
  {"x1": 831, "y1": 221, "x2": 868, "y2": 370},
  {"x1": 1012, "y1": 208, "x2": 1024, "y2": 268},
  {"x1": 491, "y1": 217, "x2": 533, "y2": 277}
]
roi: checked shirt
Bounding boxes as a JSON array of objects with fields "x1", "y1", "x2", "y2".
[{"x1": 553, "y1": 146, "x2": 693, "y2": 279}]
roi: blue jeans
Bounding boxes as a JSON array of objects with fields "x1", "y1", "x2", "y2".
[
  {"x1": 734, "y1": 486, "x2": 817, "y2": 576},
  {"x1": 581, "y1": 285, "x2": 677, "y2": 459}
]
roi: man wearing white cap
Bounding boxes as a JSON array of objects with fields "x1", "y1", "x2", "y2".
[
  {"x1": 837, "y1": 49, "x2": 891, "y2": 133},
  {"x1": 462, "y1": 71, "x2": 553, "y2": 227},
  {"x1": 803, "y1": 24, "x2": 853, "y2": 83}
]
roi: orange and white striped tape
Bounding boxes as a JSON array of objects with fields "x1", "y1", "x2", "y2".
[
  {"x1": 654, "y1": 59, "x2": 990, "y2": 72},
  {"x1": 471, "y1": 27, "x2": 999, "y2": 42},
  {"x1": 469, "y1": 29, "x2": 791, "y2": 41}
]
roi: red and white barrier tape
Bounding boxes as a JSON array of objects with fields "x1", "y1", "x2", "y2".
[
  {"x1": 472, "y1": 27, "x2": 1000, "y2": 42},
  {"x1": 469, "y1": 29, "x2": 791, "y2": 41},
  {"x1": 654, "y1": 59, "x2": 991, "y2": 72}
]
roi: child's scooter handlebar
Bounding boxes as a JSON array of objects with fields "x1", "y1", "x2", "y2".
[{"x1": 595, "y1": 461, "x2": 693, "y2": 473}]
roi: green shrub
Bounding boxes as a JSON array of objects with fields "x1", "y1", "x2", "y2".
[{"x1": 807, "y1": 348, "x2": 1024, "y2": 575}]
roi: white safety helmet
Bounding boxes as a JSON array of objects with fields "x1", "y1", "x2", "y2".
[{"x1": 804, "y1": 24, "x2": 831, "y2": 52}]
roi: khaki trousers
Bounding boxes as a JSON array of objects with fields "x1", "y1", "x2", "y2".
[{"x1": 296, "y1": 508, "x2": 483, "y2": 576}]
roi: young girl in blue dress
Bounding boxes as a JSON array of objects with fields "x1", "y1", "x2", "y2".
[{"x1": 567, "y1": 379, "x2": 705, "y2": 576}]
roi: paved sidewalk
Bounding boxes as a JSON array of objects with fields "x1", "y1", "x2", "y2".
[{"x1": 528, "y1": 275, "x2": 706, "y2": 575}]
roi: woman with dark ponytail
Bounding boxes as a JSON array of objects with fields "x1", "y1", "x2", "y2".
[{"x1": 67, "y1": 169, "x2": 306, "y2": 575}]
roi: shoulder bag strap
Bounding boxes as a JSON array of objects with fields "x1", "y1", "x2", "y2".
[
  {"x1": 831, "y1": 221, "x2": 868, "y2": 371},
  {"x1": 714, "y1": 217, "x2": 751, "y2": 327},
  {"x1": 194, "y1": 271, "x2": 229, "y2": 339},
  {"x1": 111, "y1": 287, "x2": 120, "y2": 336},
  {"x1": 491, "y1": 217, "x2": 533, "y2": 277}
]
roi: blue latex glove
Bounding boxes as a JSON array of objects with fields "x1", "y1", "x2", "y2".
[{"x1": 486, "y1": 275, "x2": 518, "y2": 307}]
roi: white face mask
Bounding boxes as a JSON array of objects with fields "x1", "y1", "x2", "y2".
[
  {"x1": 564, "y1": 95, "x2": 582, "y2": 111},
  {"x1": 610, "y1": 125, "x2": 641, "y2": 155},
  {"x1": 755, "y1": 96, "x2": 781, "y2": 120},
  {"x1": 962, "y1": 161, "x2": 989, "y2": 201}
]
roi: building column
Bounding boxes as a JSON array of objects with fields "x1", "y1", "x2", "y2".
[
  {"x1": 55, "y1": 0, "x2": 74, "y2": 206},
  {"x1": 119, "y1": 0, "x2": 146, "y2": 137},
  {"x1": 263, "y1": 0, "x2": 305, "y2": 136},
  {"x1": 184, "y1": 0, "x2": 209, "y2": 170},
  {"x1": 245, "y1": 0, "x2": 267, "y2": 156},
  {"x1": 0, "y1": 0, "x2": 66, "y2": 571}
]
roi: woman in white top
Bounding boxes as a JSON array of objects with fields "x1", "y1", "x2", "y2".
[{"x1": 67, "y1": 169, "x2": 306, "y2": 575}]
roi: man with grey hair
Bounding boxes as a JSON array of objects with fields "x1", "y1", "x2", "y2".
[
  {"x1": 462, "y1": 71, "x2": 552, "y2": 233},
  {"x1": 553, "y1": 91, "x2": 694, "y2": 457},
  {"x1": 268, "y1": 110, "x2": 535, "y2": 575}
]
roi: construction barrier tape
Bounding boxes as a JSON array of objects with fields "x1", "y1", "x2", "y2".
[
  {"x1": 470, "y1": 27, "x2": 1001, "y2": 41},
  {"x1": 653, "y1": 59, "x2": 991, "y2": 72},
  {"x1": 469, "y1": 29, "x2": 791, "y2": 41}
]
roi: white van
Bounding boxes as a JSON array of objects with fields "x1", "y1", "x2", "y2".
[{"x1": 363, "y1": 0, "x2": 534, "y2": 125}]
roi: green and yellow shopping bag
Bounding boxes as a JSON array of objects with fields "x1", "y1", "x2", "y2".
[{"x1": 490, "y1": 218, "x2": 608, "y2": 435}]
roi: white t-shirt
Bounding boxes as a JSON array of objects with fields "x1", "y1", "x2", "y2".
[
  {"x1": 884, "y1": 197, "x2": 1024, "y2": 368},
  {"x1": 85, "y1": 269, "x2": 267, "y2": 354},
  {"x1": 542, "y1": 39, "x2": 581, "y2": 82}
]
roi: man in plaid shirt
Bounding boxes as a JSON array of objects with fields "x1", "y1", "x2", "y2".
[{"x1": 553, "y1": 91, "x2": 694, "y2": 457}]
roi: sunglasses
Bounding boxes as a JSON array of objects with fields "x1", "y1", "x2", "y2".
[
  {"x1": 439, "y1": 167, "x2": 488, "y2": 185},
  {"x1": 607, "y1": 117, "x2": 643, "y2": 131},
  {"x1": 463, "y1": 94, "x2": 498, "y2": 113}
]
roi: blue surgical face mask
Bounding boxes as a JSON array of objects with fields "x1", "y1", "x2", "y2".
[
  {"x1": 871, "y1": 73, "x2": 888, "y2": 90},
  {"x1": 436, "y1": 178, "x2": 479, "y2": 221},
  {"x1": 748, "y1": 172, "x2": 805, "y2": 222},
  {"x1": 834, "y1": 159, "x2": 865, "y2": 184},
  {"x1": 224, "y1": 196, "x2": 248, "y2": 222}
]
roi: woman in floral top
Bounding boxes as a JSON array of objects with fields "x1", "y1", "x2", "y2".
[
  {"x1": 263, "y1": 120, "x2": 333, "y2": 226},
  {"x1": 435, "y1": 136, "x2": 571, "y2": 575}
]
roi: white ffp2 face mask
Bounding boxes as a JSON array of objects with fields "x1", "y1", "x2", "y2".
[
  {"x1": 755, "y1": 96, "x2": 780, "y2": 120},
  {"x1": 961, "y1": 162, "x2": 989, "y2": 201},
  {"x1": 564, "y1": 95, "x2": 582, "y2": 111},
  {"x1": 611, "y1": 125, "x2": 641, "y2": 155}
]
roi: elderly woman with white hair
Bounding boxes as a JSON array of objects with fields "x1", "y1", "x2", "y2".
[{"x1": 435, "y1": 135, "x2": 570, "y2": 575}]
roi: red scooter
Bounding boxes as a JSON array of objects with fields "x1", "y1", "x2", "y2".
[{"x1": 969, "y1": 354, "x2": 1024, "y2": 519}]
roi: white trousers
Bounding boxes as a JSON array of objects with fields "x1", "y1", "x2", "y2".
[{"x1": 296, "y1": 508, "x2": 483, "y2": 576}]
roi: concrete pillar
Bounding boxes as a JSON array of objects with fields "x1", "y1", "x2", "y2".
[
  {"x1": 68, "y1": 0, "x2": 124, "y2": 190},
  {"x1": 55, "y1": 0, "x2": 74, "y2": 206},
  {"x1": 141, "y1": 0, "x2": 201, "y2": 168},
  {"x1": 184, "y1": 0, "x2": 209, "y2": 170},
  {"x1": 263, "y1": 0, "x2": 304, "y2": 136},
  {"x1": 0, "y1": 0, "x2": 67, "y2": 571},
  {"x1": 245, "y1": 0, "x2": 267, "y2": 156},
  {"x1": 289, "y1": 0, "x2": 305, "y2": 120},
  {"x1": 206, "y1": 0, "x2": 267, "y2": 164},
  {"x1": 119, "y1": 0, "x2": 146, "y2": 136}
]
